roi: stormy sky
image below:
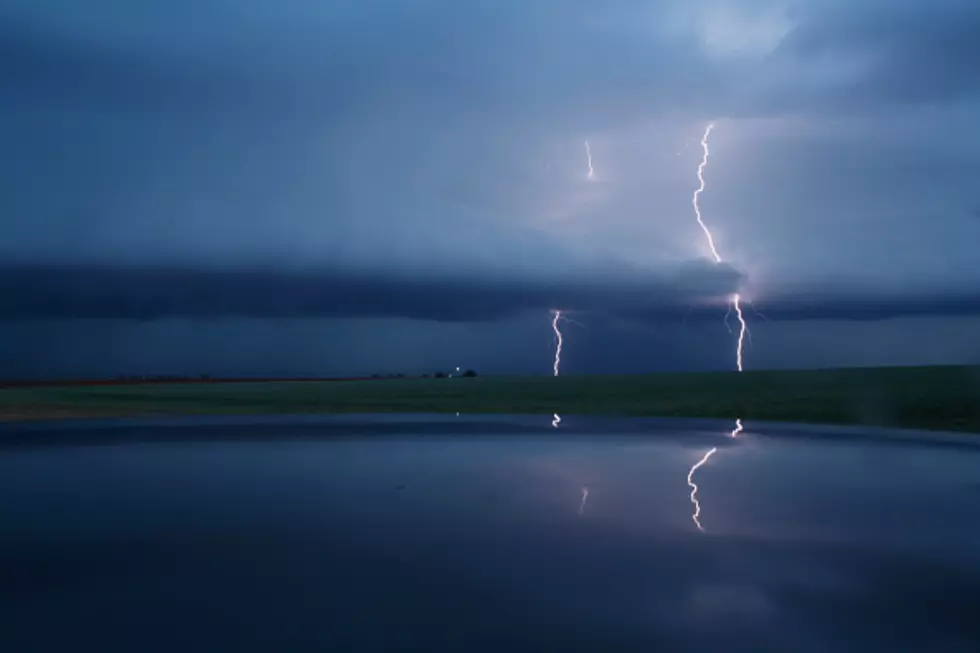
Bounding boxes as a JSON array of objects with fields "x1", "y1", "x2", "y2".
[{"x1": 1, "y1": 0, "x2": 979, "y2": 378}]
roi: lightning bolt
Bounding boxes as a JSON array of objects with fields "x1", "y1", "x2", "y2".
[
  {"x1": 692, "y1": 122, "x2": 748, "y2": 373},
  {"x1": 579, "y1": 486, "x2": 590, "y2": 515},
  {"x1": 687, "y1": 447, "x2": 718, "y2": 532},
  {"x1": 552, "y1": 310, "x2": 564, "y2": 377},
  {"x1": 551, "y1": 310, "x2": 564, "y2": 428},
  {"x1": 693, "y1": 123, "x2": 722, "y2": 264},
  {"x1": 584, "y1": 140, "x2": 595, "y2": 180},
  {"x1": 733, "y1": 295, "x2": 747, "y2": 373}
]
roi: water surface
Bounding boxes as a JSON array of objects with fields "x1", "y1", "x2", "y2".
[{"x1": 2, "y1": 415, "x2": 979, "y2": 652}]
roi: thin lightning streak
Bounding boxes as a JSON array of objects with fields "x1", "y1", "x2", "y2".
[
  {"x1": 748, "y1": 303, "x2": 771, "y2": 322},
  {"x1": 743, "y1": 303, "x2": 767, "y2": 346},
  {"x1": 579, "y1": 486, "x2": 589, "y2": 515},
  {"x1": 693, "y1": 123, "x2": 722, "y2": 265},
  {"x1": 552, "y1": 310, "x2": 563, "y2": 377},
  {"x1": 687, "y1": 447, "x2": 718, "y2": 532},
  {"x1": 584, "y1": 141, "x2": 595, "y2": 180},
  {"x1": 560, "y1": 315, "x2": 588, "y2": 330},
  {"x1": 733, "y1": 294, "x2": 747, "y2": 373},
  {"x1": 681, "y1": 305, "x2": 693, "y2": 327},
  {"x1": 552, "y1": 310, "x2": 564, "y2": 428}
]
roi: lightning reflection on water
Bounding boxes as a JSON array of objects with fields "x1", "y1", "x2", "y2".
[{"x1": 687, "y1": 447, "x2": 718, "y2": 532}]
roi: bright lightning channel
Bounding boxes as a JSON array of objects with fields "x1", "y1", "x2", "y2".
[
  {"x1": 732, "y1": 296, "x2": 747, "y2": 373},
  {"x1": 693, "y1": 123, "x2": 722, "y2": 264},
  {"x1": 584, "y1": 141, "x2": 595, "y2": 180},
  {"x1": 579, "y1": 486, "x2": 590, "y2": 515},
  {"x1": 693, "y1": 122, "x2": 748, "y2": 373},
  {"x1": 552, "y1": 310, "x2": 564, "y2": 377}
]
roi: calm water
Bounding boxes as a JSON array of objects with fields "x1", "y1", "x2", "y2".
[{"x1": 2, "y1": 416, "x2": 980, "y2": 652}]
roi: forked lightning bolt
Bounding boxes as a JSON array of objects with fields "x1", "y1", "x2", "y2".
[{"x1": 584, "y1": 141, "x2": 595, "y2": 180}]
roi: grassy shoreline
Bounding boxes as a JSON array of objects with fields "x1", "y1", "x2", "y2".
[{"x1": 1, "y1": 365, "x2": 979, "y2": 433}]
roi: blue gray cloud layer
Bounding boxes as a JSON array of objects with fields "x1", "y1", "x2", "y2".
[{"x1": 1, "y1": 0, "x2": 979, "y2": 324}]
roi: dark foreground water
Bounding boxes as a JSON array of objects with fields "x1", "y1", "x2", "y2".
[{"x1": 2, "y1": 415, "x2": 980, "y2": 652}]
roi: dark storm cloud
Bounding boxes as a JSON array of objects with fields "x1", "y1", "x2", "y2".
[
  {"x1": 0, "y1": 15, "x2": 221, "y2": 110},
  {"x1": 758, "y1": 294, "x2": 980, "y2": 321},
  {"x1": 621, "y1": 292, "x2": 980, "y2": 324},
  {"x1": 772, "y1": 0, "x2": 980, "y2": 108},
  {"x1": 1, "y1": 0, "x2": 978, "y2": 359},
  {"x1": 0, "y1": 1, "x2": 685, "y2": 126},
  {"x1": 1, "y1": 263, "x2": 976, "y2": 324},
  {"x1": 4, "y1": 0, "x2": 978, "y2": 121},
  {"x1": 0, "y1": 12, "x2": 361, "y2": 114},
  {"x1": 0, "y1": 262, "x2": 741, "y2": 322}
]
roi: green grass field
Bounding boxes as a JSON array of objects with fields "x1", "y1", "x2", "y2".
[{"x1": 2, "y1": 365, "x2": 979, "y2": 433}]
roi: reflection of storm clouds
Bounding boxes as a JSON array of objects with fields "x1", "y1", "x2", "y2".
[
  {"x1": 562, "y1": 528, "x2": 980, "y2": 651},
  {"x1": 488, "y1": 516, "x2": 980, "y2": 650},
  {"x1": 3, "y1": 417, "x2": 980, "y2": 649},
  {"x1": 680, "y1": 583, "x2": 776, "y2": 624}
]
